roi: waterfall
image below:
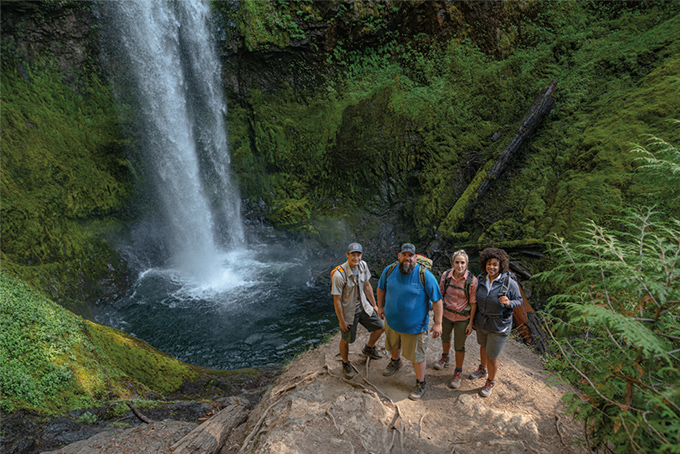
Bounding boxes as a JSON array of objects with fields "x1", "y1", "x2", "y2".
[{"x1": 97, "y1": 0, "x2": 244, "y2": 279}]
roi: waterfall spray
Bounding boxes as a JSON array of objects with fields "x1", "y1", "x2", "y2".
[{"x1": 98, "y1": 0, "x2": 244, "y2": 279}]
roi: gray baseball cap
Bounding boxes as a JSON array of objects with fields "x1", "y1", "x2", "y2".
[
  {"x1": 347, "y1": 242, "x2": 363, "y2": 253},
  {"x1": 400, "y1": 243, "x2": 416, "y2": 254}
]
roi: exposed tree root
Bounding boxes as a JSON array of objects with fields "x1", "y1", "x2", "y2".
[
  {"x1": 126, "y1": 401, "x2": 153, "y2": 424},
  {"x1": 555, "y1": 414, "x2": 566, "y2": 446}
]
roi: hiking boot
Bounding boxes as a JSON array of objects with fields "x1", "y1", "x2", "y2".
[
  {"x1": 342, "y1": 361, "x2": 356, "y2": 379},
  {"x1": 479, "y1": 379, "x2": 495, "y2": 397},
  {"x1": 362, "y1": 345, "x2": 382, "y2": 360},
  {"x1": 468, "y1": 365, "x2": 487, "y2": 380},
  {"x1": 383, "y1": 358, "x2": 402, "y2": 376},
  {"x1": 433, "y1": 354, "x2": 450, "y2": 370},
  {"x1": 409, "y1": 380, "x2": 426, "y2": 400},
  {"x1": 448, "y1": 368, "x2": 463, "y2": 389}
]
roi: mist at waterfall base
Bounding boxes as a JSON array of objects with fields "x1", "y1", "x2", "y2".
[
  {"x1": 94, "y1": 0, "x2": 337, "y2": 371},
  {"x1": 96, "y1": 241, "x2": 338, "y2": 370}
]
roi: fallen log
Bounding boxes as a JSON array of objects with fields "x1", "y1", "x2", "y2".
[
  {"x1": 167, "y1": 403, "x2": 248, "y2": 454},
  {"x1": 438, "y1": 79, "x2": 557, "y2": 238}
]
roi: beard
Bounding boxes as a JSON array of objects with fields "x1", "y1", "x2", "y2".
[{"x1": 399, "y1": 260, "x2": 415, "y2": 274}]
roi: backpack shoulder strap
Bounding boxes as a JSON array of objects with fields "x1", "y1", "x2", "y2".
[
  {"x1": 498, "y1": 273, "x2": 511, "y2": 297},
  {"x1": 442, "y1": 269, "x2": 453, "y2": 294},
  {"x1": 464, "y1": 271, "x2": 474, "y2": 301},
  {"x1": 418, "y1": 264, "x2": 426, "y2": 287},
  {"x1": 385, "y1": 262, "x2": 398, "y2": 280}
]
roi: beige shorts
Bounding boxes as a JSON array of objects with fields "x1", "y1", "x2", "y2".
[{"x1": 384, "y1": 320, "x2": 429, "y2": 363}]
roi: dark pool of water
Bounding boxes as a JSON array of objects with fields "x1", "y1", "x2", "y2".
[{"x1": 95, "y1": 245, "x2": 338, "y2": 370}]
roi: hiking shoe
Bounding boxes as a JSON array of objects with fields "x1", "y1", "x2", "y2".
[
  {"x1": 448, "y1": 369, "x2": 463, "y2": 389},
  {"x1": 433, "y1": 354, "x2": 450, "y2": 370},
  {"x1": 469, "y1": 365, "x2": 487, "y2": 380},
  {"x1": 342, "y1": 361, "x2": 356, "y2": 379},
  {"x1": 362, "y1": 345, "x2": 383, "y2": 360},
  {"x1": 479, "y1": 379, "x2": 495, "y2": 397},
  {"x1": 383, "y1": 358, "x2": 402, "y2": 376},
  {"x1": 409, "y1": 380, "x2": 426, "y2": 400}
]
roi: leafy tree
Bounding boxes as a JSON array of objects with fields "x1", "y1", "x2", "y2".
[{"x1": 537, "y1": 135, "x2": 680, "y2": 453}]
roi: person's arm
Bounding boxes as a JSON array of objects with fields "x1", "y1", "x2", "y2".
[
  {"x1": 333, "y1": 294, "x2": 350, "y2": 331},
  {"x1": 377, "y1": 287, "x2": 386, "y2": 320},
  {"x1": 364, "y1": 280, "x2": 378, "y2": 311},
  {"x1": 465, "y1": 279, "x2": 478, "y2": 335},
  {"x1": 430, "y1": 299, "x2": 443, "y2": 338}
]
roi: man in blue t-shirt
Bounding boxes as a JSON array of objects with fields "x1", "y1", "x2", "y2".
[{"x1": 377, "y1": 243, "x2": 443, "y2": 400}]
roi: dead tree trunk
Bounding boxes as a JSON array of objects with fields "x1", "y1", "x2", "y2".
[
  {"x1": 439, "y1": 79, "x2": 557, "y2": 237},
  {"x1": 167, "y1": 404, "x2": 248, "y2": 454}
]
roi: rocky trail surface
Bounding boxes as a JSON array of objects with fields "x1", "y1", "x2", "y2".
[{"x1": 41, "y1": 324, "x2": 583, "y2": 454}]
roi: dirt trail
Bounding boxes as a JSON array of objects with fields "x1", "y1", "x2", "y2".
[
  {"x1": 43, "y1": 323, "x2": 583, "y2": 453},
  {"x1": 225, "y1": 324, "x2": 583, "y2": 454}
]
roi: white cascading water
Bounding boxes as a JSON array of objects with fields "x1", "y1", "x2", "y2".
[
  {"x1": 95, "y1": 0, "x2": 337, "y2": 370},
  {"x1": 98, "y1": 0, "x2": 244, "y2": 282}
]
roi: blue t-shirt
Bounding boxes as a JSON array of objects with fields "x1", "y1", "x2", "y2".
[{"x1": 378, "y1": 264, "x2": 442, "y2": 334}]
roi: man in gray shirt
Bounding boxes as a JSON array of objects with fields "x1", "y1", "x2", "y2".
[{"x1": 332, "y1": 242, "x2": 385, "y2": 378}]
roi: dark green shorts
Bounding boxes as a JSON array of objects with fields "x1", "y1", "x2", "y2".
[{"x1": 341, "y1": 308, "x2": 384, "y2": 344}]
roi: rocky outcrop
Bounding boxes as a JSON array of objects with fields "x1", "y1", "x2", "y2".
[
  {"x1": 224, "y1": 326, "x2": 581, "y2": 453},
  {"x1": 1, "y1": 1, "x2": 100, "y2": 86},
  {"x1": 44, "y1": 324, "x2": 582, "y2": 454}
]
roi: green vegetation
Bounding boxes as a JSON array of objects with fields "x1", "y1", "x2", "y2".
[
  {"x1": 225, "y1": 2, "x2": 680, "y2": 247},
  {"x1": 0, "y1": 59, "x2": 133, "y2": 316},
  {"x1": 214, "y1": 0, "x2": 314, "y2": 50},
  {"x1": 539, "y1": 210, "x2": 679, "y2": 453},
  {"x1": 537, "y1": 136, "x2": 680, "y2": 453},
  {"x1": 0, "y1": 274, "x2": 199, "y2": 414}
]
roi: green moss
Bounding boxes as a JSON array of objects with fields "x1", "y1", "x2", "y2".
[
  {"x1": 86, "y1": 322, "x2": 198, "y2": 395},
  {"x1": 1, "y1": 59, "x2": 133, "y2": 315},
  {"x1": 0, "y1": 274, "x2": 198, "y2": 414},
  {"x1": 222, "y1": 2, "x2": 680, "y2": 246}
]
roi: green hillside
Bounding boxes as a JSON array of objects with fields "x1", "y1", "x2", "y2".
[
  {"x1": 223, "y1": 1, "x2": 680, "y2": 246},
  {"x1": 0, "y1": 274, "x2": 200, "y2": 414}
]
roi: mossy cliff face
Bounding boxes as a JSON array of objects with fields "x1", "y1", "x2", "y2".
[
  {"x1": 1, "y1": 1, "x2": 133, "y2": 317},
  {"x1": 218, "y1": 1, "x2": 680, "y2": 263}
]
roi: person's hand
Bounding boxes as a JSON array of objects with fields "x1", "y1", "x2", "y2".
[
  {"x1": 499, "y1": 296, "x2": 510, "y2": 306},
  {"x1": 377, "y1": 307, "x2": 385, "y2": 320},
  {"x1": 339, "y1": 320, "x2": 350, "y2": 332},
  {"x1": 465, "y1": 322, "x2": 473, "y2": 336},
  {"x1": 431, "y1": 322, "x2": 442, "y2": 339}
]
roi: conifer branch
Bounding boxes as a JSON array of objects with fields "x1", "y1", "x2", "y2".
[
  {"x1": 543, "y1": 317, "x2": 625, "y2": 410},
  {"x1": 608, "y1": 373, "x2": 680, "y2": 414},
  {"x1": 642, "y1": 411, "x2": 670, "y2": 445}
]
